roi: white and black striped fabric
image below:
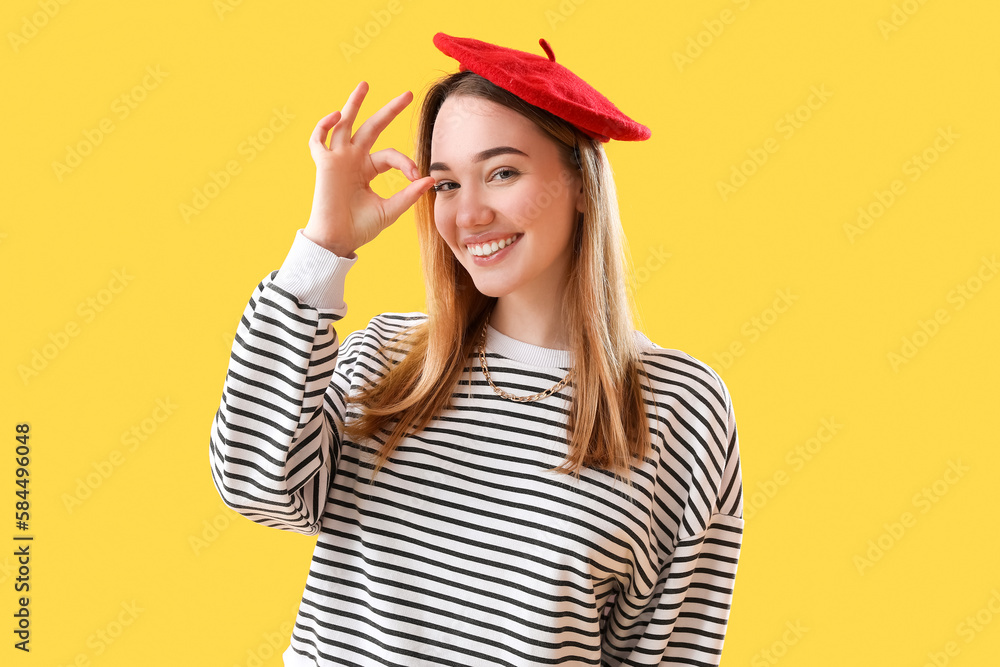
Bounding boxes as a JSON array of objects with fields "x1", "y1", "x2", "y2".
[{"x1": 209, "y1": 229, "x2": 745, "y2": 667}]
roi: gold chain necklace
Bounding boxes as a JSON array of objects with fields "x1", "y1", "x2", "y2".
[{"x1": 477, "y1": 310, "x2": 574, "y2": 403}]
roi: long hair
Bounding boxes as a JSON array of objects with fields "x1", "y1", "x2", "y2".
[{"x1": 342, "y1": 70, "x2": 657, "y2": 491}]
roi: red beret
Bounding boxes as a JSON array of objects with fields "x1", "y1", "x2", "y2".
[{"x1": 432, "y1": 32, "x2": 651, "y2": 143}]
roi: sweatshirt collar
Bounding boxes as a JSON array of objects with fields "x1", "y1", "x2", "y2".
[{"x1": 483, "y1": 323, "x2": 573, "y2": 369}]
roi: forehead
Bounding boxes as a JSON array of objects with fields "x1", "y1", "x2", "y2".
[{"x1": 431, "y1": 95, "x2": 546, "y2": 154}]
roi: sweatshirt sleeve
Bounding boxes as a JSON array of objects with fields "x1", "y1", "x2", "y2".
[
  {"x1": 209, "y1": 228, "x2": 361, "y2": 536},
  {"x1": 602, "y1": 378, "x2": 744, "y2": 665}
]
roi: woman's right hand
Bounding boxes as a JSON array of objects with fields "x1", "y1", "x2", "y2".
[{"x1": 303, "y1": 81, "x2": 436, "y2": 258}]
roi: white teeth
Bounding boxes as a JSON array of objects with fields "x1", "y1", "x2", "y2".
[{"x1": 467, "y1": 234, "x2": 519, "y2": 257}]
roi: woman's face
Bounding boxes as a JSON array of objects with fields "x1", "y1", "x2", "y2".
[{"x1": 429, "y1": 94, "x2": 585, "y2": 301}]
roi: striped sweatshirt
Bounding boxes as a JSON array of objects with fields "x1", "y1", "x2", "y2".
[{"x1": 209, "y1": 228, "x2": 745, "y2": 667}]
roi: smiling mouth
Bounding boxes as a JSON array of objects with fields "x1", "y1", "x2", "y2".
[{"x1": 465, "y1": 233, "x2": 522, "y2": 258}]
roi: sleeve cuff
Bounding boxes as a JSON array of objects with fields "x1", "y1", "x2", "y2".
[{"x1": 272, "y1": 228, "x2": 359, "y2": 310}]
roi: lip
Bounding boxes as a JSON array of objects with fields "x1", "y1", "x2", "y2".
[
  {"x1": 468, "y1": 233, "x2": 522, "y2": 265},
  {"x1": 461, "y1": 231, "x2": 521, "y2": 246}
]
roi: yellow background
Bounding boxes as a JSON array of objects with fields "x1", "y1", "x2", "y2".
[{"x1": 3, "y1": 0, "x2": 998, "y2": 665}]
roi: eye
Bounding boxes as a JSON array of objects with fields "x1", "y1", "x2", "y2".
[
  {"x1": 432, "y1": 167, "x2": 519, "y2": 194},
  {"x1": 492, "y1": 167, "x2": 519, "y2": 182}
]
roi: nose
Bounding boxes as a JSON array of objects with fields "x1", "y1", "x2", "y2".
[{"x1": 452, "y1": 183, "x2": 495, "y2": 230}]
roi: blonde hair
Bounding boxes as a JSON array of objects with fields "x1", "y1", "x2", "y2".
[{"x1": 342, "y1": 70, "x2": 656, "y2": 491}]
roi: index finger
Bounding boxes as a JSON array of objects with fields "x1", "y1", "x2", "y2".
[
  {"x1": 351, "y1": 90, "x2": 414, "y2": 153},
  {"x1": 330, "y1": 81, "x2": 371, "y2": 148},
  {"x1": 309, "y1": 110, "x2": 343, "y2": 150}
]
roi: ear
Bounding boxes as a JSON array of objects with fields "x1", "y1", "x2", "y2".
[{"x1": 573, "y1": 171, "x2": 586, "y2": 214}]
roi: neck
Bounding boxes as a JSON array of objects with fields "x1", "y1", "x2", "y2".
[
  {"x1": 482, "y1": 239, "x2": 574, "y2": 350},
  {"x1": 488, "y1": 291, "x2": 570, "y2": 351}
]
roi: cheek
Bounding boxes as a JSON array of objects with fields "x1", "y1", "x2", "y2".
[
  {"x1": 508, "y1": 186, "x2": 548, "y2": 225},
  {"x1": 432, "y1": 203, "x2": 451, "y2": 237},
  {"x1": 434, "y1": 217, "x2": 465, "y2": 258},
  {"x1": 513, "y1": 184, "x2": 572, "y2": 228}
]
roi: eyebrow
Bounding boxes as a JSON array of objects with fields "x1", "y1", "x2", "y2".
[{"x1": 428, "y1": 146, "x2": 529, "y2": 173}]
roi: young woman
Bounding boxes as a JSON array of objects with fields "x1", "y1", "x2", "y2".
[{"x1": 210, "y1": 33, "x2": 744, "y2": 667}]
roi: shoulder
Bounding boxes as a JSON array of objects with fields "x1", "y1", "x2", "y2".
[
  {"x1": 364, "y1": 311, "x2": 429, "y2": 338},
  {"x1": 341, "y1": 311, "x2": 428, "y2": 365},
  {"x1": 635, "y1": 333, "x2": 742, "y2": 535},
  {"x1": 632, "y1": 331, "x2": 732, "y2": 427}
]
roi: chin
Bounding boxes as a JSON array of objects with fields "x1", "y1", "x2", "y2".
[{"x1": 471, "y1": 282, "x2": 513, "y2": 299}]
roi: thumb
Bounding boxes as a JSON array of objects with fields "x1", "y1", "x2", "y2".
[{"x1": 382, "y1": 176, "x2": 435, "y2": 223}]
